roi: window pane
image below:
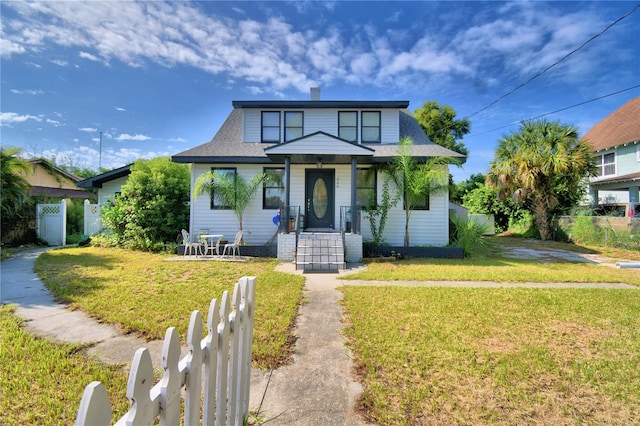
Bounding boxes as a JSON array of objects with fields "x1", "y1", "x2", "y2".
[
  {"x1": 285, "y1": 128, "x2": 302, "y2": 141},
  {"x1": 211, "y1": 168, "x2": 236, "y2": 209},
  {"x1": 339, "y1": 128, "x2": 356, "y2": 142},
  {"x1": 362, "y1": 127, "x2": 380, "y2": 142},
  {"x1": 603, "y1": 153, "x2": 615, "y2": 163},
  {"x1": 339, "y1": 112, "x2": 357, "y2": 126},
  {"x1": 263, "y1": 127, "x2": 280, "y2": 141},
  {"x1": 285, "y1": 112, "x2": 302, "y2": 126},
  {"x1": 263, "y1": 168, "x2": 285, "y2": 209},
  {"x1": 356, "y1": 189, "x2": 375, "y2": 207},
  {"x1": 604, "y1": 164, "x2": 615, "y2": 175},
  {"x1": 362, "y1": 112, "x2": 380, "y2": 126},
  {"x1": 263, "y1": 112, "x2": 280, "y2": 126}
]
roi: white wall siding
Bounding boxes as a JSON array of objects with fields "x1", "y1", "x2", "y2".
[
  {"x1": 99, "y1": 176, "x2": 128, "y2": 206},
  {"x1": 243, "y1": 110, "x2": 261, "y2": 143},
  {"x1": 380, "y1": 109, "x2": 400, "y2": 143}
]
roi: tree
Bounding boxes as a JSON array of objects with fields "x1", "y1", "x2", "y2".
[
  {"x1": 384, "y1": 137, "x2": 455, "y2": 246},
  {"x1": 193, "y1": 169, "x2": 282, "y2": 235},
  {"x1": 1, "y1": 147, "x2": 34, "y2": 241},
  {"x1": 101, "y1": 157, "x2": 190, "y2": 249},
  {"x1": 486, "y1": 119, "x2": 595, "y2": 240},
  {"x1": 1, "y1": 147, "x2": 32, "y2": 216},
  {"x1": 414, "y1": 100, "x2": 471, "y2": 156},
  {"x1": 450, "y1": 173, "x2": 485, "y2": 204}
]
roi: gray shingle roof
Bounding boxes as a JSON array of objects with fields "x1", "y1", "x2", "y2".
[{"x1": 172, "y1": 106, "x2": 466, "y2": 164}]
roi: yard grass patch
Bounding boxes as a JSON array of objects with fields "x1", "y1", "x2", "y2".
[
  {"x1": 341, "y1": 286, "x2": 640, "y2": 425},
  {"x1": 35, "y1": 246, "x2": 304, "y2": 368},
  {"x1": 0, "y1": 305, "x2": 129, "y2": 424},
  {"x1": 344, "y1": 257, "x2": 640, "y2": 286}
]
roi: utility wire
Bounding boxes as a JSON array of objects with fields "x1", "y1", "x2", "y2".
[
  {"x1": 467, "y1": 3, "x2": 640, "y2": 120},
  {"x1": 468, "y1": 84, "x2": 640, "y2": 138}
]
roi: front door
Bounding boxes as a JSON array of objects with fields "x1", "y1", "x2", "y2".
[{"x1": 305, "y1": 169, "x2": 335, "y2": 229}]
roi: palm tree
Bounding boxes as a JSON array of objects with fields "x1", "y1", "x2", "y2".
[
  {"x1": 1, "y1": 147, "x2": 33, "y2": 220},
  {"x1": 193, "y1": 170, "x2": 282, "y2": 235},
  {"x1": 486, "y1": 119, "x2": 595, "y2": 240},
  {"x1": 384, "y1": 137, "x2": 456, "y2": 246}
]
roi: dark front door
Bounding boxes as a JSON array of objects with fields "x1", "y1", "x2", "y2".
[{"x1": 305, "y1": 169, "x2": 335, "y2": 229}]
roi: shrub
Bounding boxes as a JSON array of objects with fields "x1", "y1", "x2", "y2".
[{"x1": 449, "y1": 215, "x2": 489, "y2": 257}]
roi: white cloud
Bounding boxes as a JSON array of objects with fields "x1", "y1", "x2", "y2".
[
  {"x1": 115, "y1": 107, "x2": 127, "y2": 112},
  {"x1": 79, "y1": 51, "x2": 100, "y2": 62},
  {"x1": 79, "y1": 127, "x2": 97, "y2": 133},
  {"x1": 10, "y1": 89, "x2": 44, "y2": 95},
  {"x1": 116, "y1": 133, "x2": 152, "y2": 142},
  {"x1": 0, "y1": 112, "x2": 42, "y2": 126},
  {"x1": 51, "y1": 59, "x2": 67, "y2": 66},
  {"x1": 46, "y1": 118, "x2": 62, "y2": 126}
]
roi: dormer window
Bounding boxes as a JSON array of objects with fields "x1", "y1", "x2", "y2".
[
  {"x1": 261, "y1": 111, "x2": 280, "y2": 143},
  {"x1": 361, "y1": 111, "x2": 381, "y2": 143},
  {"x1": 285, "y1": 111, "x2": 303, "y2": 141},
  {"x1": 338, "y1": 111, "x2": 357, "y2": 142}
]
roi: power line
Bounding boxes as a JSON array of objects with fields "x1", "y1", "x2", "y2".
[
  {"x1": 468, "y1": 84, "x2": 640, "y2": 138},
  {"x1": 467, "y1": 3, "x2": 640, "y2": 120}
]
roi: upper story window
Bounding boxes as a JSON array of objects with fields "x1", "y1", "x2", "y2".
[
  {"x1": 356, "y1": 168, "x2": 376, "y2": 208},
  {"x1": 637, "y1": 145, "x2": 639, "y2": 162},
  {"x1": 261, "y1": 111, "x2": 280, "y2": 143},
  {"x1": 361, "y1": 111, "x2": 381, "y2": 143},
  {"x1": 209, "y1": 168, "x2": 236, "y2": 209},
  {"x1": 338, "y1": 111, "x2": 358, "y2": 142},
  {"x1": 595, "y1": 152, "x2": 615, "y2": 177},
  {"x1": 285, "y1": 111, "x2": 303, "y2": 141},
  {"x1": 263, "y1": 167, "x2": 285, "y2": 209}
]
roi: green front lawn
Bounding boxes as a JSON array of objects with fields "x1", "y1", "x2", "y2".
[
  {"x1": 0, "y1": 305, "x2": 130, "y2": 424},
  {"x1": 342, "y1": 286, "x2": 640, "y2": 425},
  {"x1": 344, "y1": 257, "x2": 640, "y2": 286},
  {"x1": 34, "y1": 247, "x2": 304, "y2": 368}
]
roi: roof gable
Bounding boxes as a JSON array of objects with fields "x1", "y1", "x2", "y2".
[{"x1": 584, "y1": 97, "x2": 640, "y2": 151}]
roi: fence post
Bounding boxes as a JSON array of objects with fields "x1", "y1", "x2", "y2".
[
  {"x1": 184, "y1": 310, "x2": 203, "y2": 425},
  {"x1": 61, "y1": 199, "x2": 67, "y2": 246},
  {"x1": 216, "y1": 291, "x2": 231, "y2": 426},
  {"x1": 203, "y1": 299, "x2": 219, "y2": 426}
]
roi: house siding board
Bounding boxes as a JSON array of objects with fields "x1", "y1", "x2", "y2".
[
  {"x1": 99, "y1": 177, "x2": 128, "y2": 206},
  {"x1": 617, "y1": 144, "x2": 639, "y2": 176},
  {"x1": 244, "y1": 110, "x2": 261, "y2": 143}
]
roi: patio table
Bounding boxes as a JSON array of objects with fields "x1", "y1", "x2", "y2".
[{"x1": 199, "y1": 234, "x2": 224, "y2": 256}]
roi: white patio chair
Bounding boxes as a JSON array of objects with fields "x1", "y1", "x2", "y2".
[
  {"x1": 223, "y1": 230, "x2": 243, "y2": 258},
  {"x1": 181, "y1": 229, "x2": 203, "y2": 256}
]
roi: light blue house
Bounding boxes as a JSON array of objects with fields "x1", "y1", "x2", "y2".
[{"x1": 585, "y1": 97, "x2": 640, "y2": 217}]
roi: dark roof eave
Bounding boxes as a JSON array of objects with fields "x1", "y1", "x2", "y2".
[{"x1": 232, "y1": 100, "x2": 410, "y2": 109}]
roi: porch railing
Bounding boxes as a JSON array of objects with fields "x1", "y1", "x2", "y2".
[
  {"x1": 278, "y1": 205, "x2": 301, "y2": 234},
  {"x1": 340, "y1": 206, "x2": 361, "y2": 234}
]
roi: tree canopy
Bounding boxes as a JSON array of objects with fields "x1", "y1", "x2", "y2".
[
  {"x1": 1, "y1": 147, "x2": 34, "y2": 242},
  {"x1": 486, "y1": 119, "x2": 595, "y2": 240},
  {"x1": 413, "y1": 100, "x2": 471, "y2": 156}
]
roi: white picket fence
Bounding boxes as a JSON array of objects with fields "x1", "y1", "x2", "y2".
[{"x1": 76, "y1": 276, "x2": 256, "y2": 426}]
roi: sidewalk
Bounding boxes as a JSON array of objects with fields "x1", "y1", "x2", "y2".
[{"x1": 0, "y1": 248, "x2": 370, "y2": 425}]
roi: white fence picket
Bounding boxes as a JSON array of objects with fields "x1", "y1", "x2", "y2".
[{"x1": 76, "y1": 276, "x2": 256, "y2": 426}]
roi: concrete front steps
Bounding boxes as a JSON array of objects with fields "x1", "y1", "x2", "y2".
[{"x1": 296, "y1": 232, "x2": 345, "y2": 272}]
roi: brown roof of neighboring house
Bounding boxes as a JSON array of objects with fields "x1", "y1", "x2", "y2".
[{"x1": 583, "y1": 97, "x2": 640, "y2": 152}]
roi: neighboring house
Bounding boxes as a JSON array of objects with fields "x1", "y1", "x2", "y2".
[
  {"x1": 172, "y1": 89, "x2": 465, "y2": 269},
  {"x1": 24, "y1": 159, "x2": 95, "y2": 200},
  {"x1": 76, "y1": 164, "x2": 132, "y2": 206},
  {"x1": 584, "y1": 97, "x2": 640, "y2": 216}
]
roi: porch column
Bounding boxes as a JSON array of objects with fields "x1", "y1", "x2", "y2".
[
  {"x1": 350, "y1": 156, "x2": 357, "y2": 234},
  {"x1": 285, "y1": 156, "x2": 291, "y2": 234}
]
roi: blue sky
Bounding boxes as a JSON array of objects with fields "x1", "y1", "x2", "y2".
[{"x1": 1, "y1": 1, "x2": 638, "y2": 182}]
